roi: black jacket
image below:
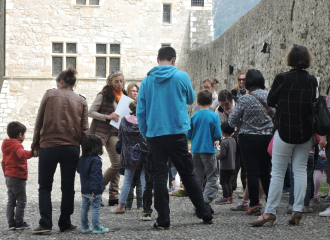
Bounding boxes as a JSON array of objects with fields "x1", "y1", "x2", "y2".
[
  {"x1": 77, "y1": 152, "x2": 103, "y2": 195},
  {"x1": 268, "y1": 69, "x2": 317, "y2": 144}
]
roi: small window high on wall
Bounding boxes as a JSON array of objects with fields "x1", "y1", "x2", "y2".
[
  {"x1": 191, "y1": 0, "x2": 204, "y2": 6},
  {"x1": 163, "y1": 4, "x2": 171, "y2": 23}
]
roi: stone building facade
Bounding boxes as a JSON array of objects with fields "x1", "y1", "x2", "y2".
[
  {"x1": 186, "y1": 0, "x2": 330, "y2": 106},
  {"x1": 0, "y1": 0, "x2": 4, "y2": 92},
  {"x1": 0, "y1": 0, "x2": 213, "y2": 141}
]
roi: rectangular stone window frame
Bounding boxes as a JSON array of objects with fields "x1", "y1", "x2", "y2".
[
  {"x1": 51, "y1": 42, "x2": 78, "y2": 77},
  {"x1": 161, "y1": 43, "x2": 171, "y2": 48},
  {"x1": 95, "y1": 43, "x2": 121, "y2": 78},
  {"x1": 72, "y1": 0, "x2": 102, "y2": 7},
  {"x1": 162, "y1": 3, "x2": 172, "y2": 25}
]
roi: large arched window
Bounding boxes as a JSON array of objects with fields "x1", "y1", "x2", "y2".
[{"x1": 191, "y1": 0, "x2": 204, "y2": 6}]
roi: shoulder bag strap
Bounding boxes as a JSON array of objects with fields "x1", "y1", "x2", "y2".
[{"x1": 249, "y1": 92, "x2": 274, "y2": 118}]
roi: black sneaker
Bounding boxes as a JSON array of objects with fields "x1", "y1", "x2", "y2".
[
  {"x1": 202, "y1": 215, "x2": 214, "y2": 224},
  {"x1": 153, "y1": 222, "x2": 170, "y2": 230},
  {"x1": 16, "y1": 222, "x2": 31, "y2": 230},
  {"x1": 109, "y1": 199, "x2": 119, "y2": 206}
]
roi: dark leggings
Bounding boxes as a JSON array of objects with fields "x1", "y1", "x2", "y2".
[{"x1": 220, "y1": 170, "x2": 234, "y2": 198}]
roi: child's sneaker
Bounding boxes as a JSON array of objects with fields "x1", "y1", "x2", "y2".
[
  {"x1": 93, "y1": 226, "x2": 109, "y2": 234},
  {"x1": 313, "y1": 195, "x2": 320, "y2": 204},
  {"x1": 140, "y1": 212, "x2": 152, "y2": 221},
  {"x1": 82, "y1": 227, "x2": 93, "y2": 233},
  {"x1": 227, "y1": 197, "x2": 233, "y2": 204},
  {"x1": 246, "y1": 206, "x2": 261, "y2": 216},
  {"x1": 215, "y1": 197, "x2": 229, "y2": 205},
  {"x1": 230, "y1": 202, "x2": 249, "y2": 211},
  {"x1": 15, "y1": 222, "x2": 31, "y2": 230}
]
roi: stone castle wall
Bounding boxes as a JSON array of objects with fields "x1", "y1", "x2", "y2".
[
  {"x1": 0, "y1": 0, "x2": 4, "y2": 92},
  {"x1": 186, "y1": 0, "x2": 330, "y2": 108},
  {"x1": 0, "y1": 0, "x2": 213, "y2": 142}
]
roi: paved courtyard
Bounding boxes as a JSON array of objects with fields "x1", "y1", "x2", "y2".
[{"x1": 1, "y1": 141, "x2": 330, "y2": 239}]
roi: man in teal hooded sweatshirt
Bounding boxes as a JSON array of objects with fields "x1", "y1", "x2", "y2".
[{"x1": 137, "y1": 47, "x2": 213, "y2": 229}]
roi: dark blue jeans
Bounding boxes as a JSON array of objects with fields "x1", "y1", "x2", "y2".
[
  {"x1": 38, "y1": 146, "x2": 79, "y2": 231},
  {"x1": 289, "y1": 153, "x2": 314, "y2": 206},
  {"x1": 147, "y1": 134, "x2": 211, "y2": 227},
  {"x1": 239, "y1": 134, "x2": 273, "y2": 207}
]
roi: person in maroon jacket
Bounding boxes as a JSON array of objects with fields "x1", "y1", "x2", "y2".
[{"x1": 1, "y1": 121, "x2": 37, "y2": 230}]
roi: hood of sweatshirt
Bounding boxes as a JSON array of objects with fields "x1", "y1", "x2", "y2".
[
  {"x1": 1, "y1": 139, "x2": 20, "y2": 155},
  {"x1": 147, "y1": 65, "x2": 178, "y2": 84}
]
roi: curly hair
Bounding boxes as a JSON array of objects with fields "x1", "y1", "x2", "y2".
[{"x1": 102, "y1": 72, "x2": 127, "y2": 102}]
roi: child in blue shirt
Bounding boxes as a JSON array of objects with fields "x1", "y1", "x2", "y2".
[
  {"x1": 77, "y1": 134, "x2": 109, "y2": 234},
  {"x1": 187, "y1": 89, "x2": 222, "y2": 212}
]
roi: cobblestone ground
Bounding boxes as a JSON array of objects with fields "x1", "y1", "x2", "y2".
[{"x1": 1, "y1": 141, "x2": 330, "y2": 239}]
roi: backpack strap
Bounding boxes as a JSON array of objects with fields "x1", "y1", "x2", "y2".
[{"x1": 249, "y1": 92, "x2": 274, "y2": 118}]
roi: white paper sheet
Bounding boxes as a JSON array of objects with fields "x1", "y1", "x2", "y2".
[{"x1": 110, "y1": 95, "x2": 134, "y2": 129}]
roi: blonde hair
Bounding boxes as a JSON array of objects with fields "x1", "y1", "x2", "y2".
[
  {"x1": 235, "y1": 72, "x2": 246, "y2": 91},
  {"x1": 106, "y1": 72, "x2": 125, "y2": 89},
  {"x1": 127, "y1": 83, "x2": 139, "y2": 98},
  {"x1": 202, "y1": 77, "x2": 219, "y2": 87}
]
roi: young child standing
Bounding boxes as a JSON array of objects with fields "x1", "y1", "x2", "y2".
[
  {"x1": 187, "y1": 89, "x2": 222, "y2": 212},
  {"x1": 215, "y1": 121, "x2": 236, "y2": 205},
  {"x1": 77, "y1": 134, "x2": 109, "y2": 234},
  {"x1": 1, "y1": 121, "x2": 37, "y2": 230}
]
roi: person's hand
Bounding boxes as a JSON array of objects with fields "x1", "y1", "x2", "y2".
[
  {"x1": 106, "y1": 112, "x2": 120, "y2": 122},
  {"x1": 320, "y1": 136, "x2": 327, "y2": 149},
  {"x1": 33, "y1": 149, "x2": 39, "y2": 157},
  {"x1": 320, "y1": 154, "x2": 326, "y2": 160},
  {"x1": 214, "y1": 141, "x2": 220, "y2": 147}
]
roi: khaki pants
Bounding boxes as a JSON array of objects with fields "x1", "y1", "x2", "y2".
[{"x1": 103, "y1": 135, "x2": 120, "y2": 200}]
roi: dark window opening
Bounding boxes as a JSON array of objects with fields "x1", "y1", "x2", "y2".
[
  {"x1": 163, "y1": 5, "x2": 171, "y2": 23},
  {"x1": 191, "y1": 0, "x2": 204, "y2": 7}
]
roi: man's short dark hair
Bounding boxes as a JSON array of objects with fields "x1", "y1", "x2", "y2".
[
  {"x1": 197, "y1": 89, "x2": 213, "y2": 106},
  {"x1": 82, "y1": 134, "x2": 103, "y2": 157},
  {"x1": 218, "y1": 89, "x2": 233, "y2": 103},
  {"x1": 7, "y1": 121, "x2": 27, "y2": 139},
  {"x1": 221, "y1": 121, "x2": 234, "y2": 135},
  {"x1": 158, "y1": 47, "x2": 176, "y2": 62},
  {"x1": 245, "y1": 69, "x2": 266, "y2": 90},
  {"x1": 286, "y1": 44, "x2": 312, "y2": 69}
]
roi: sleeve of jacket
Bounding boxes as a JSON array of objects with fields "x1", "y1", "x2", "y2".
[
  {"x1": 183, "y1": 73, "x2": 196, "y2": 105},
  {"x1": 186, "y1": 117, "x2": 193, "y2": 140},
  {"x1": 88, "y1": 94, "x2": 107, "y2": 121},
  {"x1": 213, "y1": 116, "x2": 222, "y2": 141},
  {"x1": 118, "y1": 118, "x2": 125, "y2": 141},
  {"x1": 90, "y1": 157, "x2": 103, "y2": 194},
  {"x1": 15, "y1": 145, "x2": 33, "y2": 160},
  {"x1": 228, "y1": 98, "x2": 244, "y2": 128},
  {"x1": 219, "y1": 140, "x2": 228, "y2": 160},
  {"x1": 81, "y1": 100, "x2": 89, "y2": 142},
  {"x1": 1, "y1": 158, "x2": 5, "y2": 177},
  {"x1": 267, "y1": 75, "x2": 283, "y2": 108},
  {"x1": 31, "y1": 91, "x2": 49, "y2": 150},
  {"x1": 137, "y1": 79, "x2": 147, "y2": 138}
]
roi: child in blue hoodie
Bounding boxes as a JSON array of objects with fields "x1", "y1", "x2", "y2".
[
  {"x1": 77, "y1": 134, "x2": 109, "y2": 234},
  {"x1": 187, "y1": 90, "x2": 222, "y2": 212}
]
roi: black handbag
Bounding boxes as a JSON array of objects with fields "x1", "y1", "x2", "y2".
[{"x1": 308, "y1": 94, "x2": 330, "y2": 136}]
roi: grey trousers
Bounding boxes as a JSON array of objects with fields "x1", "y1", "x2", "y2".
[
  {"x1": 6, "y1": 176, "x2": 27, "y2": 226},
  {"x1": 192, "y1": 153, "x2": 219, "y2": 204}
]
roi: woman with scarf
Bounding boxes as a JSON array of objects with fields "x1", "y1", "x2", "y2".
[
  {"x1": 228, "y1": 69, "x2": 274, "y2": 217},
  {"x1": 89, "y1": 71, "x2": 127, "y2": 206}
]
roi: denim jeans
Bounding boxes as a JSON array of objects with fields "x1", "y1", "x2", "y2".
[
  {"x1": 147, "y1": 134, "x2": 211, "y2": 227},
  {"x1": 119, "y1": 168, "x2": 145, "y2": 205},
  {"x1": 239, "y1": 134, "x2": 273, "y2": 207},
  {"x1": 38, "y1": 146, "x2": 79, "y2": 231},
  {"x1": 193, "y1": 153, "x2": 219, "y2": 204},
  {"x1": 126, "y1": 169, "x2": 143, "y2": 208},
  {"x1": 6, "y1": 177, "x2": 26, "y2": 226},
  {"x1": 265, "y1": 131, "x2": 312, "y2": 214},
  {"x1": 81, "y1": 194, "x2": 101, "y2": 229},
  {"x1": 289, "y1": 153, "x2": 314, "y2": 206}
]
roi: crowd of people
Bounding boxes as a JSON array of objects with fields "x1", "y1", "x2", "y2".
[{"x1": 2, "y1": 44, "x2": 330, "y2": 234}]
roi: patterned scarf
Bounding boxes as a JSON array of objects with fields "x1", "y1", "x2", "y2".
[
  {"x1": 113, "y1": 90, "x2": 123, "y2": 103},
  {"x1": 224, "y1": 100, "x2": 235, "y2": 115}
]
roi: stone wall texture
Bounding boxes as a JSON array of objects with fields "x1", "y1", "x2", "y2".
[
  {"x1": 0, "y1": 0, "x2": 213, "y2": 142},
  {"x1": 0, "y1": 0, "x2": 4, "y2": 92},
  {"x1": 186, "y1": 0, "x2": 330, "y2": 108}
]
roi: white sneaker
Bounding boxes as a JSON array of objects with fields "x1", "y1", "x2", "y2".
[{"x1": 319, "y1": 207, "x2": 330, "y2": 217}]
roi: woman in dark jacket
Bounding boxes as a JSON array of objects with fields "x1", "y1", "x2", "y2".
[
  {"x1": 250, "y1": 45, "x2": 317, "y2": 226},
  {"x1": 228, "y1": 69, "x2": 274, "y2": 217},
  {"x1": 89, "y1": 72, "x2": 127, "y2": 206},
  {"x1": 110, "y1": 100, "x2": 146, "y2": 214}
]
